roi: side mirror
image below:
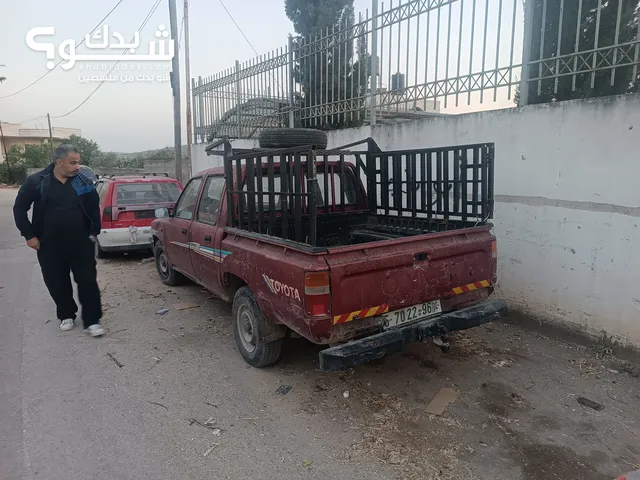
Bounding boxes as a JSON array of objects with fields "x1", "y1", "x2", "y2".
[{"x1": 155, "y1": 207, "x2": 170, "y2": 218}]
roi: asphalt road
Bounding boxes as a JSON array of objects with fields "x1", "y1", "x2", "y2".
[
  {"x1": 0, "y1": 187, "x2": 397, "y2": 480},
  {"x1": 1, "y1": 186, "x2": 638, "y2": 480}
]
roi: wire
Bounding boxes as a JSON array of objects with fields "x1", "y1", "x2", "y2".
[
  {"x1": 19, "y1": 114, "x2": 48, "y2": 124},
  {"x1": 0, "y1": 0, "x2": 127, "y2": 100},
  {"x1": 52, "y1": 0, "x2": 163, "y2": 119},
  {"x1": 216, "y1": 0, "x2": 286, "y2": 99},
  {"x1": 216, "y1": 0, "x2": 259, "y2": 57},
  {"x1": 178, "y1": 13, "x2": 185, "y2": 49}
]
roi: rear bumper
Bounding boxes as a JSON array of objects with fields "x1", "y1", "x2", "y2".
[
  {"x1": 318, "y1": 299, "x2": 508, "y2": 372},
  {"x1": 97, "y1": 227, "x2": 153, "y2": 251}
]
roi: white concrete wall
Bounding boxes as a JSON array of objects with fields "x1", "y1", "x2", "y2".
[{"x1": 192, "y1": 94, "x2": 640, "y2": 346}]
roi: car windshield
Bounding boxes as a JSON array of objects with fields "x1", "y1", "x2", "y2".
[{"x1": 116, "y1": 182, "x2": 181, "y2": 205}]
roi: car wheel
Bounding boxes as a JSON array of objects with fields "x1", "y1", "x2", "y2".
[
  {"x1": 154, "y1": 241, "x2": 185, "y2": 286},
  {"x1": 232, "y1": 286, "x2": 284, "y2": 368}
]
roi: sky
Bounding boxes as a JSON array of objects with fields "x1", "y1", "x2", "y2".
[{"x1": 0, "y1": 0, "x2": 521, "y2": 153}]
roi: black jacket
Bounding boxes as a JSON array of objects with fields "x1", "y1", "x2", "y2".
[{"x1": 13, "y1": 163, "x2": 101, "y2": 241}]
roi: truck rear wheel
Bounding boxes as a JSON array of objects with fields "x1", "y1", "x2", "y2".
[
  {"x1": 232, "y1": 286, "x2": 284, "y2": 368},
  {"x1": 154, "y1": 240, "x2": 185, "y2": 286}
]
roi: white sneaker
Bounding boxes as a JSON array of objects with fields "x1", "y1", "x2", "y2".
[
  {"x1": 84, "y1": 324, "x2": 105, "y2": 337},
  {"x1": 60, "y1": 319, "x2": 74, "y2": 331}
]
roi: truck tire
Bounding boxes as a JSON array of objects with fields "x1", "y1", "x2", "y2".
[
  {"x1": 232, "y1": 286, "x2": 284, "y2": 368},
  {"x1": 258, "y1": 128, "x2": 328, "y2": 150},
  {"x1": 154, "y1": 240, "x2": 185, "y2": 286}
]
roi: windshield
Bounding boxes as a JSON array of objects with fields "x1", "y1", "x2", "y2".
[{"x1": 116, "y1": 182, "x2": 181, "y2": 205}]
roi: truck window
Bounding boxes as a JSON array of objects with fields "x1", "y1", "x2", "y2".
[
  {"x1": 116, "y1": 182, "x2": 181, "y2": 205},
  {"x1": 174, "y1": 177, "x2": 203, "y2": 220},
  {"x1": 312, "y1": 171, "x2": 357, "y2": 207},
  {"x1": 196, "y1": 176, "x2": 225, "y2": 225},
  {"x1": 242, "y1": 168, "x2": 356, "y2": 210},
  {"x1": 242, "y1": 176, "x2": 282, "y2": 211}
]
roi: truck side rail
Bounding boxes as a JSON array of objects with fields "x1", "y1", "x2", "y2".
[
  {"x1": 365, "y1": 143, "x2": 495, "y2": 225},
  {"x1": 222, "y1": 139, "x2": 495, "y2": 248}
]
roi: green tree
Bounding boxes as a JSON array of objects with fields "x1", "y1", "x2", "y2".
[
  {"x1": 0, "y1": 63, "x2": 6, "y2": 83},
  {"x1": 5, "y1": 145, "x2": 23, "y2": 166},
  {"x1": 0, "y1": 145, "x2": 26, "y2": 184},
  {"x1": 93, "y1": 151, "x2": 118, "y2": 169},
  {"x1": 23, "y1": 144, "x2": 51, "y2": 168},
  {"x1": 61, "y1": 134, "x2": 101, "y2": 166},
  {"x1": 285, "y1": 0, "x2": 370, "y2": 129},
  {"x1": 518, "y1": 0, "x2": 639, "y2": 105},
  {"x1": 286, "y1": 0, "x2": 354, "y2": 36},
  {"x1": 125, "y1": 155, "x2": 144, "y2": 169}
]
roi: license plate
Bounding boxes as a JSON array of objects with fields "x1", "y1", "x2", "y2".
[
  {"x1": 129, "y1": 226, "x2": 138, "y2": 243},
  {"x1": 383, "y1": 300, "x2": 442, "y2": 330}
]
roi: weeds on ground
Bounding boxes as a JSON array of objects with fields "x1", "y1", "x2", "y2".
[{"x1": 593, "y1": 331, "x2": 616, "y2": 360}]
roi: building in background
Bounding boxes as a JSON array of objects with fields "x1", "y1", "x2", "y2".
[{"x1": 0, "y1": 122, "x2": 81, "y2": 162}]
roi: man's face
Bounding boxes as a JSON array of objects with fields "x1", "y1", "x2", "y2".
[{"x1": 57, "y1": 152, "x2": 81, "y2": 177}]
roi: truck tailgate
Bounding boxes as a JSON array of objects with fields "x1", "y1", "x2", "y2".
[{"x1": 324, "y1": 226, "x2": 495, "y2": 322}]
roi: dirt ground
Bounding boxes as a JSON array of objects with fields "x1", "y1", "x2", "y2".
[{"x1": 99, "y1": 252, "x2": 640, "y2": 480}]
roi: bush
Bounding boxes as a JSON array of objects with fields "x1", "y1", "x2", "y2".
[{"x1": 0, "y1": 163, "x2": 27, "y2": 184}]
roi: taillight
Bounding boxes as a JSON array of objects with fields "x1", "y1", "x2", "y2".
[
  {"x1": 304, "y1": 271, "x2": 331, "y2": 317},
  {"x1": 102, "y1": 206, "x2": 112, "y2": 223}
]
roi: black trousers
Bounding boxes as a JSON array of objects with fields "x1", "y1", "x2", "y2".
[{"x1": 37, "y1": 235, "x2": 103, "y2": 328}]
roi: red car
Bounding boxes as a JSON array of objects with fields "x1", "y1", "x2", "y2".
[{"x1": 94, "y1": 174, "x2": 182, "y2": 257}]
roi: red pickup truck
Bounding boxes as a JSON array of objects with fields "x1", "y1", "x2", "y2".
[{"x1": 150, "y1": 134, "x2": 507, "y2": 371}]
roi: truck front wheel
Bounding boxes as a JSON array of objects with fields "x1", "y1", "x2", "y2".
[
  {"x1": 154, "y1": 240, "x2": 185, "y2": 286},
  {"x1": 232, "y1": 287, "x2": 284, "y2": 368}
]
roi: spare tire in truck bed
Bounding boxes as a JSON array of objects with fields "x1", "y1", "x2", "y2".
[{"x1": 258, "y1": 128, "x2": 328, "y2": 149}]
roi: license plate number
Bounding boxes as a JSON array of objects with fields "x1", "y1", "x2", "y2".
[{"x1": 383, "y1": 300, "x2": 442, "y2": 330}]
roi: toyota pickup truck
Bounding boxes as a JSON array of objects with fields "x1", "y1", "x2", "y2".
[{"x1": 150, "y1": 133, "x2": 507, "y2": 371}]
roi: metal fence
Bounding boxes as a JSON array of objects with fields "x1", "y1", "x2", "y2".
[
  {"x1": 193, "y1": 51, "x2": 291, "y2": 141},
  {"x1": 193, "y1": 0, "x2": 640, "y2": 142},
  {"x1": 521, "y1": 0, "x2": 640, "y2": 104}
]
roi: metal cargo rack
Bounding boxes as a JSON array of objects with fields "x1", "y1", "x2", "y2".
[{"x1": 206, "y1": 137, "x2": 495, "y2": 250}]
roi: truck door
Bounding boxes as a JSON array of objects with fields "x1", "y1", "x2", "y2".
[
  {"x1": 188, "y1": 174, "x2": 228, "y2": 295},
  {"x1": 164, "y1": 176, "x2": 203, "y2": 280}
]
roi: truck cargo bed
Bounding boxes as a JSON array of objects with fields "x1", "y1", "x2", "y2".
[{"x1": 216, "y1": 137, "x2": 494, "y2": 252}]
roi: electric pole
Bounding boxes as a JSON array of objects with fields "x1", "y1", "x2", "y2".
[
  {"x1": 46, "y1": 113, "x2": 55, "y2": 159},
  {"x1": 184, "y1": 0, "x2": 193, "y2": 180},
  {"x1": 0, "y1": 121, "x2": 7, "y2": 164},
  {"x1": 168, "y1": 0, "x2": 182, "y2": 184}
]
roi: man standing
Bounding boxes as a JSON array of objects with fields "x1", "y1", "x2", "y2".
[{"x1": 13, "y1": 144, "x2": 105, "y2": 337}]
